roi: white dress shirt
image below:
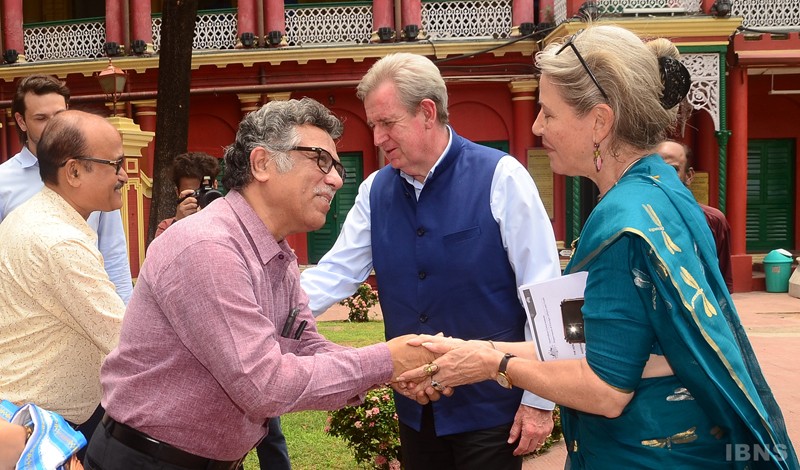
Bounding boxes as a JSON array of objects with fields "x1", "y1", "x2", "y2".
[{"x1": 0, "y1": 147, "x2": 133, "y2": 304}]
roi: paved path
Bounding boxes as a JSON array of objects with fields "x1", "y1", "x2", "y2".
[{"x1": 317, "y1": 292, "x2": 800, "y2": 468}]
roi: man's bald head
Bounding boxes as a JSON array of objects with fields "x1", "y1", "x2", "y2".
[
  {"x1": 657, "y1": 140, "x2": 695, "y2": 187},
  {"x1": 37, "y1": 110, "x2": 116, "y2": 185}
]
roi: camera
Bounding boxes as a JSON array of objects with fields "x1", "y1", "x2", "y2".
[
  {"x1": 181, "y1": 176, "x2": 223, "y2": 208},
  {"x1": 560, "y1": 298, "x2": 586, "y2": 344}
]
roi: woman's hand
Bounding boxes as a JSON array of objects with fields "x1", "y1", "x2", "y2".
[{"x1": 396, "y1": 338, "x2": 502, "y2": 393}]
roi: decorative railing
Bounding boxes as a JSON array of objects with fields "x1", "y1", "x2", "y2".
[
  {"x1": 152, "y1": 9, "x2": 238, "y2": 52},
  {"x1": 596, "y1": 0, "x2": 702, "y2": 15},
  {"x1": 554, "y1": 0, "x2": 569, "y2": 24},
  {"x1": 23, "y1": 18, "x2": 105, "y2": 62},
  {"x1": 422, "y1": 0, "x2": 513, "y2": 39},
  {"x1": 17, "y1": 1, "x2": 800, "y2": 61},
  {"x1": 733, "y1": 0, "x2": 800, "y2": 31},
  {"x1": 553, "y1": 0, "x2": 702, "y2": 23},
  {"x1": 285, "y1": 2, "x2": 373, "y2": 46}
]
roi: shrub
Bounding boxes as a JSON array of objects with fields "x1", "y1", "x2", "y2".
[
  {"x1": 339, "y1": 282, "x2": 379, "y2": 322},
  {"x1": 326, "y1": 386, "x2": 563, "y2": 469},
  {"x1": 326, "y1": 386, "x2": 401, "y2": 469}
]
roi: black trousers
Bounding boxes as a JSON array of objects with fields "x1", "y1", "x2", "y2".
[
  {"x1": 84, "y1": 422, "x2": 196, "y2": 470},
  {"x1": 68, "y1": 404, "x2": 105, "y2": 464},
  {"x1": 398, "y1": 404, "x2": 521, "y2": 470}
]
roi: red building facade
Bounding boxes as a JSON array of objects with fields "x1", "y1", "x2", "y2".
[{"x1": 1, "y1": 0, "x2": 798, "y2": 291}]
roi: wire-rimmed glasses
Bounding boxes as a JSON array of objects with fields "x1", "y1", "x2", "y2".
[{"x1": 62, "y1": 156, "x2": 125, "y2": 175}]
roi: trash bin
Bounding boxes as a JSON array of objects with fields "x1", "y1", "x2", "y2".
[{"x1": 763, "y1": 249, "x2": 794, "y2": 293}]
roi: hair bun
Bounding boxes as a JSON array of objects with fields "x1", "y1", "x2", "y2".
[{"x1": 658, "y1": 56, "x2": 691, "y2": 109}]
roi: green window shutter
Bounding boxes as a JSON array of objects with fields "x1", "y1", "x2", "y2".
[
  {"x1": 307, "y1": 153, "x2": 362, "y2": 264},
  {"x1": 746, "y1": 139, "x2": 795, "y2": 252}
]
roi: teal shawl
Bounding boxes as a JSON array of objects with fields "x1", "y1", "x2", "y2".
[{"x1": 564, "y1": 155, "x2": 797, "y2": 469}]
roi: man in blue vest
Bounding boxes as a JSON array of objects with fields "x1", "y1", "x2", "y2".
[{"x1": 301, "y1": 53, "x2": 561, "y2": 469}]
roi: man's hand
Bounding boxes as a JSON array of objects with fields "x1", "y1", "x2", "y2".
[
  {"x1": 175, "y1": 189, "x2": 199, "y2": 221},
  {"x1": 386, "y1": 334, "x2": 436, "y2": 383},
  {"x1": 508, "y1": 406, "x2": 554, "y2": 456}
]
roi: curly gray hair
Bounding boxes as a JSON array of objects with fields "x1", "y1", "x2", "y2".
[{"x1": 222, "y1": 98, "x2": 343, "y2": 190}]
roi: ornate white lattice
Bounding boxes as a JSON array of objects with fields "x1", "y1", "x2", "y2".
[
  {"x1": 422, "y1": 0, "x2": 512, "y2": 39},
  {"x1": 24, "y1": 20, "x2": 105, "y2": 62},
  {"x1": 733, "y1": 0, "x2": 800, "y2": 29},
  {"x1": 152, "y1": 11, "x2": 237, "y2": 52},
  {"x1": 285, "y1": 4, "x2": 372, "y2": 46},
  {"x1": 681, "y1": 53, "x2": 720, "y2": 131},
  {"x1": 596, "y1": 0, "x2": 702, "y2": 14},
  {"x1": 554, "y1": 0, "x2": 568, "y2": 24}
]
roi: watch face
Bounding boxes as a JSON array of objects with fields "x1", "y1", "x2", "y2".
[{"x1": 497, "y1": 372, "x2": 512, "y2": 389}]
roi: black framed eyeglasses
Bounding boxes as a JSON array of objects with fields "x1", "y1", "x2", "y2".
[
  {"x1": 61, "y1": 156, "x2": 125, "y2": 175},
  {"x1": 291, "y1": 146, "x2": 346, "y2": 180},
  {"x1": 555, "y1": 30, "x2": 610, "y2": 102}
]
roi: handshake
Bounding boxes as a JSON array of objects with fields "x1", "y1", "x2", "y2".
[{"x1": 386, "y1": 334, "x2": 497, "y2": 404}]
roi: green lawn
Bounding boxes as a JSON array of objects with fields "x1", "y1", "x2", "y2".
[
  {"x1": 243, "y1": 320, "x2": 386, "y2": 469},
  {"x1": 241, "y1": 320, "x2": 560, "y2": 469}
]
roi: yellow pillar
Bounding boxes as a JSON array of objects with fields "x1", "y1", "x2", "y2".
[{"x1": 106, "y1": 116, "x2": 155, "y2": 280}]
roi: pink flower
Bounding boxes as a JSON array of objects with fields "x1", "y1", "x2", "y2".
[
  {"x1": 374, "y1": 455, "x2": 388, "y2": 466},
  {"x1": 389, "y1": 459, "x2": 401, "y2": 470},
  {"x1": 354, "y1": 421, "x2": 362, "y2": 429},
  {"x1": 371, "y1": 407, "x2": 380, "y2": 415}
]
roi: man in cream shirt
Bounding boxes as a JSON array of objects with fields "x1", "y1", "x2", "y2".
[{"x1": 0, "y1": 110, "x2": 127, "y2": 461}]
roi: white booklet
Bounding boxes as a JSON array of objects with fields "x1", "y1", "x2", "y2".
[{"x1": 519, "y1": 271, "x2": 588, "y2": 361}]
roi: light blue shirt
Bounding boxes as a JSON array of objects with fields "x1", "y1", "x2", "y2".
[
  {"x1": 0, "y1": 147, "x2": 133, "y2": 304},
  {"x1": 301, "y1": 130, "x2": 561, "y2": 410}
]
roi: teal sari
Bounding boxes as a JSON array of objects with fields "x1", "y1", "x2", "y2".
[{"x1": 562, "y1": 155, "x2": 797, "y2": 469}]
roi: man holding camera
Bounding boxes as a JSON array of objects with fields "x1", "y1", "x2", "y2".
[{"x1": 154, "y1": 151, "x2": 222, "y2": 237}]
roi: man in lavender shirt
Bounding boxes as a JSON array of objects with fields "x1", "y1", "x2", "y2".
[{"x1": 86, "y1": 99, "x2": 434, "y2": 470}]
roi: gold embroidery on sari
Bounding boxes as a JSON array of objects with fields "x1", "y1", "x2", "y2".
[
  {"x1": 680, "y1": 267, "x2": 718, "y2": 318},
  {"x1": 641, "y1": 427, "x2": 698, "y2": 449},
  {"x1": 643, "y1": 204, "x2": 682, "y2": 254}
]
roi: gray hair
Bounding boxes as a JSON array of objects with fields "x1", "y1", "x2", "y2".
[
  {"x1": 535, "y1": 25, "x2": 680, "y2": 155},
  {"x1": 222, "y1": 98, "x2": 343, "y2": 190},
  {"x1": 356, "y1": 53, "x2": 449, "y2": 125}
]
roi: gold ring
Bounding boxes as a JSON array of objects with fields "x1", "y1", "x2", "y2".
[
  {"x1": 430, "y1": 379, "x2": 445, "y2": 392},
  {"x1": 423, "y1": 363, "x2": 439, "y2": 376}
]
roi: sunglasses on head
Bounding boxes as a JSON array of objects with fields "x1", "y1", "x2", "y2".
[{"x1": 555, "y1": 30, "x2": 610, "y2": 102}]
